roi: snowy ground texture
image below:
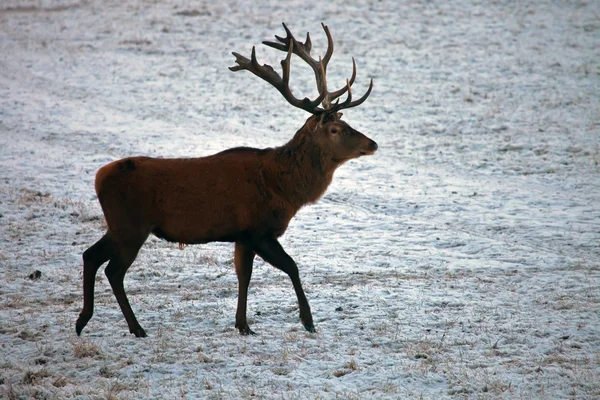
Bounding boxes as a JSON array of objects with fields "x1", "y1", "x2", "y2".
[{"x1": 1, "y1": 0, "x2": 599, "y2": 398}]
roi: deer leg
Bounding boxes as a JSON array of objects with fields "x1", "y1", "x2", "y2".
[
  {"x1": 251, "y1": 237, "x2": 315, "y2": 333},
  {"x1": 234, "y1": 242, "x2": 256, "y2": 335},
  {"x1": 76, "y1": 234, "x2": 112, "y2": 336},
  {"x1": 104, "y1": 238, "x2": 147, "y2": 337}
]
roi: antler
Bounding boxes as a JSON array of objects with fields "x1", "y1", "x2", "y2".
[
  {"x1": 230, "y1": 23, "x2": 373, "y2": 115},
  {"x1": 230, "y1": 42, "x2": 327, "y2": 114}
]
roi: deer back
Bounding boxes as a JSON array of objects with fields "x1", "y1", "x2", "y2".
[{"x1": 95, "y1": 150, "x2": 292, "y2": 244}]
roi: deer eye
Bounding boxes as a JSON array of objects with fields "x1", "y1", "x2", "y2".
[{"x1": 330, "y1": 127, "x2": 338, "y2": 134}]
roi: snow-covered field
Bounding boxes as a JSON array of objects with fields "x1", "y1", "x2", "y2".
[{"x1": 1, "y1": 0, "x2": 598, "y2": 398}]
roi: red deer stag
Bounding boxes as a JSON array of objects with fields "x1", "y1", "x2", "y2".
[{"x1": 76, "y1": 23, "x2": 377, "y2": 337}]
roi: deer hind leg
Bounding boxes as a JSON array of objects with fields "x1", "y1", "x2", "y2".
[
  {"x1": 234, "y1": 242, "x2": 256, "y2": 335},
  {"x1": 105, "y1": 234, "x2": 148, "y2": 337},
  {"x1": 76, "y1": 233, "x2": 112, "y2": 336},
  {"x1": 251, "y1": 237, "x2": 315, "y2": 333}
]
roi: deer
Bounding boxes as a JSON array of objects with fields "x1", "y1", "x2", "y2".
[{"x1": 75, "y1": 22, "x2": 377, "y2": 337}]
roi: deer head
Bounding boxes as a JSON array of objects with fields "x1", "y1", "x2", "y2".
[{"x1": 230, "y1": 23, "x2": 377, "y2": 164}]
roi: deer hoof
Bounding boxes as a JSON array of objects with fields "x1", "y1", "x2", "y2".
[
  {"x1": 303, "y1": 323, "x2": 316, "y2": 333},
  {"x1": 238, "y1": 326, "x2": 256, "y2": 335},
  {"x1": 131, "y1": 327, "x2": 148, "y2": 338},
  {"x1": 75, "y1": 313, "x2": 91, "y2": 336}
]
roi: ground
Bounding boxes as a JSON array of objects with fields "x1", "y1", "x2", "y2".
[{"x1": 0, "y1": 0, "x2": 598, "y2": 399}]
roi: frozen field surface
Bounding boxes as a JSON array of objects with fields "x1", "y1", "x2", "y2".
[{"x1": 1, "y1": 0, "x2": 598, "y2": 398}]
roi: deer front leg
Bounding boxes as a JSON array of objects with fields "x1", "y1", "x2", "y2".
[
  {"x1": 234, "y1": 242, "x2": 256, "y2": 335},
  {"x1": 251, "y1": 237, "x2": 315, "y2": 333}
]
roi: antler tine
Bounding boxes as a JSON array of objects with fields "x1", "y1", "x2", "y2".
[
  {"x1": 250, "y1": 46, "x2": 259, "y2": 67},
  {"x1": 229, "y1": 47, "x2": 281, "y2": 87},
  {"x1": 318, "y1": 57, "x2": 331, "y2": 109},
  {"x1": 348, "y1": 78, "x2": 374, "y2": 108},
  {"x1": 320, "y1": 23, "x2": 334, "y2": 67},
  {"x1": 304, "y1": 31, "x2": 312, "y2": 54},
  {"x1": 329, "y1": 78, "x2": 374, "y2": 114},
  {"x1": 326, "y1": 57, "x2": 357, "y2": 103},
  {"x1": 280, "y1": 39, "x2": 293, "y2": 87},
  {"x1": 328, "y1": 79, "x2": 353, "y2": 114},
  {"x1": 263, "y1": 23, "x2": 295, "y2": 51}
]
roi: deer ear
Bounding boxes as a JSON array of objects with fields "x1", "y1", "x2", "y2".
[
  {"x1": 308, "y1": 115, "x2": 323, "y2": 131},
  {"x1": 335, "y1": 112, "x2": 343, "y2": 120}
]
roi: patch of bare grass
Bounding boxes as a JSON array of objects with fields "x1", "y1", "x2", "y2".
[
  {"x1": 333, "y1": 358, "x2": 359, "y2": 377},
  {"x1": 73, "y1": 340, "x2": 101, "y2": 358},
  {"x1": 52, "y1": 376, "x2": 70, "y2": 388},
  {"x1": 22, "y1": 368, "x2": 51, "y2": 385}
]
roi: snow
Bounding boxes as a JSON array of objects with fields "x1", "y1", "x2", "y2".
[{"x1": 1, "y1": 0, "x2": 599, "y2": 398}]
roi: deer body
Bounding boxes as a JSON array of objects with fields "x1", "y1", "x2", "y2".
[
  {"x1": 76, "y1": 24, "x2": 377, "y2": 337},
  {"x1": 97, "y1": 151, "x2": 295, "y2": 246},
  {"x1": 96, "y1": 116, "x2": 358, "y2": 246}
]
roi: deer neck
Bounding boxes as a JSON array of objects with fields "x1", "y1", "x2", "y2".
[{"x1": 271, "y1": 130, "x2": 338, "y2": 209}]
